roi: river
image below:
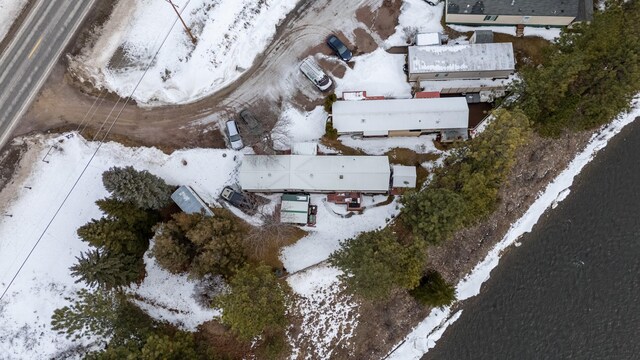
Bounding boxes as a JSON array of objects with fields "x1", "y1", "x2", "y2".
[{"x1": 424, "y1": 120, "x2": 640, "y2": 359}]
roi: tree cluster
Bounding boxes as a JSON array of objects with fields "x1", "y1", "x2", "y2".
[
  {"x1": 402, "y1": 108, "x2": 530, "y2": 244},
  {"x1": 517, "y1": 0, "x2": 640, "y2": 135},
  {"x1": 71, "y1": 167, "x2": 172, "y2": 290},
  {"x1": 150, "y1": 210, "x2": 247, "y2": 280}
]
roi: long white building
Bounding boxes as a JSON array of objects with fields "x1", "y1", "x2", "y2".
[
  {"x1": 239, "y1": 155, "x2": 391, "y2": 193},
  {"x1": 332, "y1": 97, "x2": 469, "y2": 137}
]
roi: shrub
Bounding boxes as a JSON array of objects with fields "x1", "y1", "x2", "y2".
[
  {"x1": 409, "y1": 270, "x2": 456, "y2": 308},
  {"x1": 323, "y1": 93, "x2": 338, "y2": 113}
]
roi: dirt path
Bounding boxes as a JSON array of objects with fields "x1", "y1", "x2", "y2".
[{"x1": 14, "y1": 0, "x2": 401, "y2": 153}]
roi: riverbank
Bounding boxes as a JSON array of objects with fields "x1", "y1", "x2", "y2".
[{"x1": 383, "y1": 98, "x2": 640, "y2": 358}]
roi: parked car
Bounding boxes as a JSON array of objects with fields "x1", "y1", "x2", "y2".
[
  {"x1": 220, "y1": 186, "x2": 259, "y2": 215},
  {"x1": 225, "y1": 120, "x2": 244, "y2": 150},
  {"x1": 299, "y1": 57, "x2": 332, "y2": 92},
  {"x1": 239, "y1": 109, "x2": 263, "y2": 134},
  {"x1": 326, "y1": 35, "x2": 352, "y2": 62}
]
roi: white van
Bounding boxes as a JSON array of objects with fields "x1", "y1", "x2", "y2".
[
  {"x1": 225, "y1": 120, "x2": 244, "y2": 150},
  {"x1": 300, "y1": 57, "x2": 332, "y2": 92}
]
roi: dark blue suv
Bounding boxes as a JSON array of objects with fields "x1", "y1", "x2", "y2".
[{"x1": 327, "y1": 35, "x2": 352, "y2": 62}]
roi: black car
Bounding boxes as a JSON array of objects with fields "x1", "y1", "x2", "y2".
[{"x1": 326, "y1": 35, "x2": 352, "y2": 62}]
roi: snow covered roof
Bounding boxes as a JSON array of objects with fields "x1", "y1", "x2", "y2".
[
  {"x1": 171, "y1": 186, "x2": 214, "y2": 217},
  {"x1": 239, "y1": 155, "x2": 391, "y2": 193},
  {"x1": 415, "y1": 32, "x2": 441, "y2": 46},
  {"x1": 280, "y1": 194, "x2": 310, "y2": 224},
  {"x1": 408, "y1": 43, "x2": 515, "y2": 74},
  {"x1": 392, "y1": 165, "x2": 417, "y2": 188},
  {"x1": 447, "y1": 0, "x2": 582, "y2": 18},
  {"x1": 332, "y1": 98, "x2": 469, "y2": 134}
]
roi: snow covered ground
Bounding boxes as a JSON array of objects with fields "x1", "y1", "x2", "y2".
[
  {"x1": 0, "y1": 0, "x2": 28, "y2": 42},
  {"x1": 387, "y1": 99, "x2": 640, "y2": 359},
  {"x1": 0, "y1": 134, "x2": 240, "y2": 357},
  {"x1": 69, "y1": 0, "x2": 299, "y2": 105}
]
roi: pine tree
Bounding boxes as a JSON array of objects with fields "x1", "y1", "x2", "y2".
[
  {"x1": 409, "y1": 270, "x2": 457, "y2": 308},
  {"x1": 214, "y1": 265, "x2": 290, "y2": 341},
  {"x1": 70, "y1": 249, "x2": 144, "y2": 289},
  {"x1": 139, "y1": 333, "x2": 199, "y2": 360},
  {"x1": 329, "y1": 229, "x2": 425, "y2": 300},
  {"x1": 76, "y1": 217, "x2": 146, "y2": 256},
  {"x1": 102, "y1": 166, "x2": 173, "y2": 210},
  {"x1": 96, "y1": 197, "x2": 159, "y2": 239},
  {"x1": 151, "y1": 222, "x2": 194, "y2": 274}
]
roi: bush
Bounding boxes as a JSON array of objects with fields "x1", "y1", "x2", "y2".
[
  {"x1": 151, "y1": 210, "x2": 247, "y2": 279},
  {"x1": 323, "y1": 93, "x2": 338, "y2": 113},
  {"x1": 325, "y1": 119, "x2": 338, "y2": 140},
  {"x1": 329, "y1": 228, "x2": 425, "y2": 300},
  {"x1": 409, "y1": 270, "x2": 456, "y2": 308},
  {"x1": 214, "y1": 265, "x2": 290, "y2": 342}
]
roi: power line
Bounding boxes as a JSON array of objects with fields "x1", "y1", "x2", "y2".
[{"x1": 0, "y1": 0, "x2": 192, "y2": 302}]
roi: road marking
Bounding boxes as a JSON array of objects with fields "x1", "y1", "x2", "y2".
[{"x1": 28, "y1": 36, "x2": 44, "y2": 59}]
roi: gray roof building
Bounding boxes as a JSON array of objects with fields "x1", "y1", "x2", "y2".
[
  {"x1": 446, "y1": 0, "x2": 593, "y2": 27},
  {"x1": 171, "y1": 185, "x2": 214, "y2": 217}
]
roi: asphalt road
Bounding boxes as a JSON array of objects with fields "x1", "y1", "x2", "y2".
[{"x1": 0, "y1": 0, "x2": 96, "y2": 148}]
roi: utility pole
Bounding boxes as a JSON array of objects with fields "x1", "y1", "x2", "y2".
[{"x1": 165, "y1": 0, "x2": 197, "y2": 45}]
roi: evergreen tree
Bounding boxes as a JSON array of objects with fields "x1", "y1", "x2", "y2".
[
  {"x1": 96, "y1": 197, "x2": 159, "y2": 240},
  {"x1": 139, "y1": 333, "x2": 199, "y2": 360},
  {"x1": 76, "y1": 218, "x2": 146, "y2": 256},
  {"x1": 102, "y1": 166, "x2": 173, "y2": 210},
  {"x1": 329, "y1": 229, "x2": 425, "y2": 300},
  {"x1": 151, "y1": 210, "x2": 247, "y2": 279},
  {"x1": 214, "y1": 265, "x2": 290, "y2": 341},
  {"x1": 409, "y1": 270, "x2": 457, "y2": 308},
  {"x1": 151, "y1": 221, "x2": 194, "y2": 274},
  {"x1": 51, "y1": 289, "x2": 152, "y2": 347},
  {"x1": 401, "y1": 188, "x2": 466, "y2": 244},
  {"x1": 70, "y1": 249, "x2": 144, "y2": 289}
]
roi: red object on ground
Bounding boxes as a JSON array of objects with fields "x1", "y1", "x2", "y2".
[{"x1": 415, "y1": 91, "x2": 441, "y2": 99}]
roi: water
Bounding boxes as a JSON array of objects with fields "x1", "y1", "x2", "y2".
[{"x1": 424, "y1": 121, "x2": 640, "y2": 360}]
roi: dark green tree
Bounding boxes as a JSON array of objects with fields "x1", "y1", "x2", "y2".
[
  {"x1": 214, "y1": 265, "x2": 290, "y2": 341},
  {"x1": 51, "y1": 289, "x2": 153, "y2": 347},
  {"x1": 329, "y1": 229, "x2": 425, "y2": 300},
  {"x1": 409, "y1": 270, "x2": 457, "y2": 308},
  {"x1": 102, "y1": 166, "x2": 173, "y2": 210},
  {"x1": 70, "y1": 249, "x2": 144, "y2": 289},
  {"x1": 139, "y1": 333, "x2": 199, "y2": 360},
  {"x1": 151, "y1": 211, "x2": 247, "y2": 279},
  {"x1": 401, "y1": 188, "x2": 466, "y2": 244}
]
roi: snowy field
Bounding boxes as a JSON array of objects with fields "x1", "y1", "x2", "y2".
[
  {"x1": 0, "y1": 0, "x2": 29, "y2": 42},
  {"x1": 387, "y1": 99, "x2": 640, "y2": 359},
  {"x1": 69, "y1": 0, "x2": 298, "y2": 105}
]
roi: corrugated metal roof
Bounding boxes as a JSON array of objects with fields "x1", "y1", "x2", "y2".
[
  {"x1": 239, "y1": 155, "x2": 391, "y2": 193},
  {"x1": 280, "y1": 194, "x2": 310, "y2": 224},
  {"x1": 332, "y1": 98, "x2": 469, "y2": 134},
  {"x1": 171, "y1": 186, "x2": 214, "y2": 216},
  {"x1": 408, "y1": 43, "x2": 515, "y2": 74},
  {"x1": 447, "y1": 0, "x2": 582, "y2": 17}
]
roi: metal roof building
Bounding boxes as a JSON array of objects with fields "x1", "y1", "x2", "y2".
[
  {"x1": 280, "y1": 194, "x2": 310, "y2": 224},
  {"x1": 239, "y1": 155, "x2": 391, "y2": 193},
  {"x1": 171, "y1": 185, "x2": 214, "y2": 217},
  {"x1": 408, "y1": 43, "x2": 515, "y2": 82},
  {"x1": 445, "y1": 0, "x2": 593, "y2": 27},
  {"x1": 332, "y1": 98, "x2": 469, "y2": 137}
]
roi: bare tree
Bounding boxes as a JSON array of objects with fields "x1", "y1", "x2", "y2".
[{"x1": 243, "y1": 207, "x2": 300, "y2": 260}]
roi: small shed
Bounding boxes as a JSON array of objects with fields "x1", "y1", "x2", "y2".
[
  {"x1": 171, "y1": 186, "x2": 214, "y2": 217},
  {"x1": 280, "y1": 194, "x2": 310, "y2": 224},
  {"x1": 469, "y1": 30, "x2": 494, "y2": 44},
  {"x1": 392, "y1": 165, "x2": 417, "y2": 188},
  {"x1": 415, "y1": 32, "x2": 442, "y2": 46}
]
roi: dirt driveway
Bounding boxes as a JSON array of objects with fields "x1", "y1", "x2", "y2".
[{"x1": 14, "y1": 0, "x2": 402, "y2": 152}]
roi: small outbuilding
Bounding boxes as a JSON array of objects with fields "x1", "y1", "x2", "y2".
[
  {"x1": 407, "y1": 43, "x2": 515, "y2": 82},
  {"x1": 280, "y1": 194, "x2": 311, "y2": 224},
  {"x1": 171, "y1": 185, "x2": 214, "y2": 217},
  {"x1": 469, "y1": 30, "x2": 494, "y2": 44},
  {"x1": 392, "y1": 165, "x2": 417, "y2": 188},
  {"x1": 331, "y1": 97, "x2": 469, "y2": 138},
  {"x1": 292, "y1": 142, "x2": 318, "y2": 155}
]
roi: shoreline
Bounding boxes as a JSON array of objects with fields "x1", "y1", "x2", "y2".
[{"x1": 385, "y1": 97, "x2": 640, "y2": 359}]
